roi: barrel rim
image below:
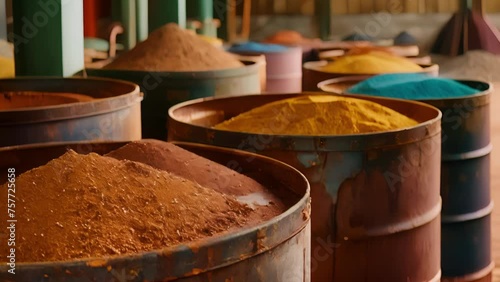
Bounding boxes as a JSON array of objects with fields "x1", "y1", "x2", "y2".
[
  {"x1": 167, "y1": 92, "x2": 442, "y2": 151},
  {"x1": 0, "y1": 140, "x2": 311, "y2": 279},
  {"x1": 317, "y1": 75, "x2": 492, "y2": 104},
  {"x1": 303, "y1": 60, "x2": 439, "y2": 76},
  {"x1": 86, "y1": 60, "x2": 261, "y2": 80},
  {"x1": 228, "y1": 45, "x2": 303, "y2": 56},
  {"x1": 0, "y1": 77, "x2": 143, "y2": 125}
]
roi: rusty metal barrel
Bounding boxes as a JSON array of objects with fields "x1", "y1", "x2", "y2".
[
  {"x1": 0, "y1": 78, "x2": 142, "y2": 147},
  {"x1": 0, "y1": 141, "x2": 310, "y2": 281},
  {"x1": 302, "y1": 60, "x2": 439, "y2": 91},
  {"x1": 433, "y1": 81, "x2": 493, "y2": 282},
  {"x1": 168, "y1": 93, "x2": 442, "y2": 282},
  {"x1": 319, "y1": 78, "x2": 494, "y2": 281},
  {"x1": 86, "y1": 60, "x2": 261, "y2": 140}
]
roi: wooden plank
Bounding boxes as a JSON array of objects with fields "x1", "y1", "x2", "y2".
[
  {"x1": 374, "y1": 0, "x2": 388, "y2": 12},
  {"x1": 347, "y1": 0, "x2": 362, "y2": 13},
  {"x1": 287, "y1": 0, "x2": 303, "y2": 14},
  {"x1": 404, "y1": 0, "x2": 419, "y2": 13},
  {"x1": 485, "y1": 0, "x2": 500, "y2": 13},
  {"x1": 332, "y1": 0, "x2": 348, "y2": 14},
  {"x1": 273, "y1": 0, "x2": 287, "y2": 14},
  {"x1": 436, "y1": 0, "x2": 449, "y2": 12},
  {"x1": 448, "y1": 0, "x2": 459, "y2": 12},
  {"x1": 360, "y1": 0, "x2": 374, "y2": 13},
  {"x1": 426, "y1": 0, "x2": 438, "y2": 13}
]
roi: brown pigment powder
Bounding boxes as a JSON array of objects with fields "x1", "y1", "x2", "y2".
[
  {"x1": 0, "y1": 91, "x2": 93, "y2": 110},
  {"x1": 0, "y1": 150, "x2": 253, "y2": 263},
  {"x1": 106, "y1": 140, "x2": 287, "y2": 221},
  {"x1": 103, "y1": 23, "x2": 244, "y2": 71}
]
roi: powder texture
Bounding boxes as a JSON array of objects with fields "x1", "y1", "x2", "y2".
[
  {"x1": 434, "y1": 50, "x2": 500, "y2": 82},
  {"x1": 105, "y1": 140, "x2": 288, "y2": 219},
  {"x1": 229, "y1": 42, "x2": 289, "y2": 53},
  {"x1": 320, "y1": 51, "x2": 423, "y2": 74},
  {"x1": 214, "y1": 95, "x2": 418, "y2": 135},
  {"x1": 0, "y1": 150, "x2": 252, "y2": 263},
  {"x1": 104, "y1": 23, "x2": 243, "y2": 71},
  {"x1": 347, "y1": 73, "x2": 481, "y2": 100}
]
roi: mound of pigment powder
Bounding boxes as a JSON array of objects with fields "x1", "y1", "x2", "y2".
[
  {"x1": 104, "y1": 23, "x2": 243, "y2": 71},
  {"x1": 347, "y1": 73, "x2": 481, "y2": 99},
  {"x1": 106, "y1": 140, "x2": 288, "y2": 216},
  {"x1": 214, "y1": 95, "x2": 418, "y2": 135},
  {"x1": 0, "y1": 150, "x2": 255, "y2": 263},
  {"x1": 319, "y1": 51, "x2": 423, "y2": 74},
  {"x1": 228, "y1": 42, "x2": 289, "y2": 53}
]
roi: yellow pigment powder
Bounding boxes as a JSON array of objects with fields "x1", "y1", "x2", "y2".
[
  {"x1": 214, "y1": 95, "x2": 418, "y2": 135},
  {"x1": 320, "y1": 51, "x2": 423, "y2": 74}
]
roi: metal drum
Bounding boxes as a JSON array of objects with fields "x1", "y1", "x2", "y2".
[
  {"x1": 302, "y1": 60, "x2": 439, "y2": 91},
  {"x1": 86, "y1": 61, "x2": 261, "y2": 139},
  {"x1": 0, "y1": 78, "x2": 142, "y2": 147},
  {"x1": 0, "y1": 141, "x2": 310, "y2": 282},
  {"x1": 168, "y1": 93, "x2": 443, "y2": 282},
  {"x1": 319, "y1": 78, "x2": 494, "y2": 281}
]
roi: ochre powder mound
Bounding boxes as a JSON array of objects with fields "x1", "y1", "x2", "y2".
[
  {"x1": 103, "y1": 23, "x2": 244, "y2": 71},
  {"x1": 0, "y1": 150, "x2": 253, "y2": 263},
  {"x1": 214, "y1": 95, "x2": 419, "y2": 135},
  {"x1": 105, "y1": 140, "x2": 287, "y2": 221}
]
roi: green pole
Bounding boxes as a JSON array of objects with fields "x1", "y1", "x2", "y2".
[
  {"x1": 136, "y1": 0, "x2": 148, "y2": 42},
  {"x1": 120, "y1": 0, "x2": 136, "y2": 50},
  {"x1": 315, "y1": 0, "x2": 331, "y2": 41},
  {"x1": 149, "y1": 0, "x2": 186, "y2": 32},
  {"x1": 12, "y1": 0, "x2": 84, "y2": 76},
  {"x1": 213, "y1": 0, "x2": 229, "y2": 41},
  {"x1": 187, "y1": 0, "x2": 216, "y2": 37},
  {"x1": 0, "y1": 0, "x2": 6, "y2": 40}
]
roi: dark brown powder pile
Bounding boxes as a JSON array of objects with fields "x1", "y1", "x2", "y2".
[
  {"x1": 0, "y1": 150, "x2": 252, "y2": 263},
  {"x1": 106, "y1": 140, "x2": 287, "y2": 221},
  {"x1": 103, "y1": 23, "x2": 244, "y2": 71}
]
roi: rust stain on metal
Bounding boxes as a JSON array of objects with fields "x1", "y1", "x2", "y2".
[
  {"x1": 86, "y1": 259, "x2": 108, "y2": 267},
  {"x1": 302, "y1": 201, "x2": 311, "y2": 221},
  {"x1": 186, "y1": 268, "x2": 204, "y2": 276},
  {"x1": 256, "y1": 228, "x2": 267, "y2": 251}
]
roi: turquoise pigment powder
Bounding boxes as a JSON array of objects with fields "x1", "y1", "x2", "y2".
[
  {"x1": 228, "y1": 42, "x2": 289, "y2": 53},
  {"x1": 346, "y1": 73, "x2": 481, "y2": 100}
]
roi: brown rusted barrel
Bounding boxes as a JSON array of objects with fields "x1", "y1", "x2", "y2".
[
  {"x1": 168, "y1": 93, "x2": 442, "y2": 282},
  {"x1": 319, "y1": 78, "x2": 494, "y2": 281},
  {"x1": 0, "y1": 141, "x2": 310, "y2": 281},
  {"x1": 0, "y1": 78, "x2": 143, "y2": 147}
]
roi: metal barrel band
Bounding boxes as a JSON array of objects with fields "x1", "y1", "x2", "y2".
[
  {"x1": 356, "y1": 199, "x2": 441, "y2": 238},
  {"x1": 441, "y1": 143, "x2": 492, "y2": 162},
  {"x1": 442, "y1": 261, "x2": 495, "y2": 282},
  {"x1": 441, "y1": 201, "x2": 494, "y2": 223}
]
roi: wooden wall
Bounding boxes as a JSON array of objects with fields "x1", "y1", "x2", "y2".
[{"x1": 249, "y1": 0, "x2": 500, "y2": 15}]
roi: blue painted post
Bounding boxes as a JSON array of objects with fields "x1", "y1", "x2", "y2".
[{"x1": 12, "y1": 0, "x2": 84, "y2": 76}]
